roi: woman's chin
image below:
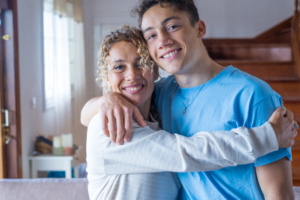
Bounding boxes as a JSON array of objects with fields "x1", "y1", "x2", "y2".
[{"x1": 121, "y1": 94, "x2": 143, "y2": 107}]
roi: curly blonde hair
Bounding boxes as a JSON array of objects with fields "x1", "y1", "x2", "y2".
[{"x1": 97, "y1": 25, "x2": 159, "y2": 94}]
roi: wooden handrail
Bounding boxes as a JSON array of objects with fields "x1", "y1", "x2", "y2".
[{"x1": 291, "y1": 0, "x2": 300, "y2": 78}]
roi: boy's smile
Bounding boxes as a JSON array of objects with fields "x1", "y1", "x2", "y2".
[{"x1": 141, "y1": 4, "x2": 206, "y2": 76}]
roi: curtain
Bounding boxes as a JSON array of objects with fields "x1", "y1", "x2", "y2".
[
  {"x1": 53, "y1": 0, "x2": 83, "y2": 22},
  {"x1": 43, "y1": 0, "x2": 86, "y2": 141},
  {"x1": 53, "y1": 13, "x2": 72, "y2": 134},
  {"x1": 68, "y1": 5, "x2": 87, "y2": 164}
]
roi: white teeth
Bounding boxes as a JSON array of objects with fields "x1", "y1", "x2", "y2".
[
  {"x1": 163, "y1": 50, "x2": 178, "y2": 58},
  {"x1": 125, "y1": 86, "x2": 142, "y2": 91}
]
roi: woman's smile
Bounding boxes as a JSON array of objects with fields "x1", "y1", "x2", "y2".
[
  {"x1": 122, "y1": 83, "x2": 145, "y2": 94},
  {"x1": 106, "y1": 41, "x2": 155, "y2": 108}
]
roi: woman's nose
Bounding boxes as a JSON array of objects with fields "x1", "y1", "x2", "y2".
[{"x1": 125, "y1": 66, "x2": 141, "y2": 81}]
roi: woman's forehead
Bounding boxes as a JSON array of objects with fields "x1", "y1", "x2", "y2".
[{"x1": 108, "y1": 42, "x2": 139, "y2": 62}]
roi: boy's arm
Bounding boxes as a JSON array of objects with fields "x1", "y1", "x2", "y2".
[
  {"x1": 249, "y1": 95, "x2": 295, "y2": 200},
  {"x1": 256, "y1": 157, "x2": 294, "y2": 200}
]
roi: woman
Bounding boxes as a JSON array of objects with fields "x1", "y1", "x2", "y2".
[{"x1": 86, "y1": 25, "x2": 294, "y2": 200}]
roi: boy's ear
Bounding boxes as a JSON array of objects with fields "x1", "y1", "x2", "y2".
[{"x1": 196, "y1": 20, "x2": 206, "y2": 38}]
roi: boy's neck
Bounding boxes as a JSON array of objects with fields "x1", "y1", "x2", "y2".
[{"x1": 173, "y1": 58, "x2": 224, "y2": 88}]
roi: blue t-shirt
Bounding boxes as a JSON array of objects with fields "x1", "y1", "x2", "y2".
[{"x1": 155, "y1": 66, "x2": 292, "y2": 200}]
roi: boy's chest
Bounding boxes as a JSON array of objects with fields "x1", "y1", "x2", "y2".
[{"x1": 161, "y1": 91, "x2": 246, "y2": 136}]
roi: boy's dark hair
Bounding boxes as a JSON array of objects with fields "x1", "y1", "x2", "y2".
[{"x1": 131, "y1": 0, "x2": 200, "y2": 28}]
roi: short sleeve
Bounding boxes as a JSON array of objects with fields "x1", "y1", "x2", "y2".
[
  {"x1": 155, "y1": 78, "x2": 166, "y2": 98},
  {"x1": 246, "y1": 94, "x2": 292, "y2": 167}
]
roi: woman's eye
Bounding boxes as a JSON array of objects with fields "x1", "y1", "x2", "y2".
[
  {"x1": 114, "y1": 65, "x2": 123, "y2": 70},
  {"x1": 137, "y1": 63, "x2": 143, "y2": 68}
]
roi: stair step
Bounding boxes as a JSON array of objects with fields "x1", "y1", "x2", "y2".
[
  {"x1": 291, "y1": 140, "x2": 300, "y2": 150},
  {"x1": 284, "y1": 102, "x2": 300, "y2": 118},
  {"x1": 220, "y1": 61, "x2": 296, "y2": 81},
  {"x1": 292, "y1": 149, "x2": 300, "y2": 159},
  {"x1": 293, "y1": 180, "x2": 300, "y2": 186},
  {"x1": 269, "y1": 81, "x2": 300, "y2": 99},
  {"x1": 207, "y1": 44, "x2": 291, "y2": 61},
  {"x1": 292, "y1": 165, "x2": 300, "y2": 179},
  {"x1": 205, "y1": 43, "x2": 291, "y2": 48}
]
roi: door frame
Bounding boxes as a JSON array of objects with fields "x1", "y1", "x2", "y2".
[{"x1": 0, "y1": 0, "x2": 22, "y2": 179}]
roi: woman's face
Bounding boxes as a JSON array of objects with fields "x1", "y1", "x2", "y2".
[{"x1": 106, "y1": 41, "x2": 155, "y2": 107}]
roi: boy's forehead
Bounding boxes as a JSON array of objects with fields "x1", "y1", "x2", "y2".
[{"x1": 141, "y1": 5, "x2": 186, "y2": 30}]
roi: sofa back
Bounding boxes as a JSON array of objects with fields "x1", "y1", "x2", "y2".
[{"x1": 0, "y1": 178, "x2": 88, "y2": 200}]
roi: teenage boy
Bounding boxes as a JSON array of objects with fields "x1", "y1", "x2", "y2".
[{"x1": 81, "y1": 0, "x2": 296, "y2": 199}]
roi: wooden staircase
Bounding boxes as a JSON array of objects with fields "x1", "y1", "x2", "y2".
[{"x1": 203, "y1": 0, "x2": 300, "y2": 185}]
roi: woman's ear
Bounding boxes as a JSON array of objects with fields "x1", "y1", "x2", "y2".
[{"x1": 106, "y1": 75, "x2": 112, "y2": 88}]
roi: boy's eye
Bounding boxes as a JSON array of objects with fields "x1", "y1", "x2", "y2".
[
  {"x1": 148, "y1": 34, "x2": 155, "y2": 40},
  {"x1": 168, "y1": 25, "x2": 178, "y2": 30}
]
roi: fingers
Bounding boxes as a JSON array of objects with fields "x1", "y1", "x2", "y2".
[
  {"x1": 133, "y1": 106, "x2": 146, "y2": 127},
  {"x1": 107, "y1": 109, "x2": 117, "y2": 143},
  {"x1": 277, "y1": 107, "x2": 287, "y2": 117},
  {"x1": 124, "y1": 107, "x2": 132, "y2": 142},
  {"x1": 285, "y1": 120, "x2": 297, "y2": 148},
  {"x1": 115, "y1": 108, "x2": 125, "y2": 145},
  {"x1": 285, "y1": 110, "x2": 294, "y2": 122},
  {"x1": 269, "y1": 107, "x2": 284, "y2": 123},
  {"x1": 99, "y1": 109, "x2": 110, "y2": 137}
]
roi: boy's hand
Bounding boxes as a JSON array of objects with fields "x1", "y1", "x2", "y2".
[{"x1": 269, "y1": 107, "x2": 297, "y2": 148}]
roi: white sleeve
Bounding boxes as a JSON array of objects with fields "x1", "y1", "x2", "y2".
[{"x1": 87, "y1": 115, "x2": 278, "y2": 174}]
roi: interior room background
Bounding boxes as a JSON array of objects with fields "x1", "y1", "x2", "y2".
[{"x1": 17, "y1": 0, "x2": 293, "y2": 178}]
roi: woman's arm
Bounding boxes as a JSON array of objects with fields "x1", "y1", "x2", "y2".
[
  {"x1": 87, "y1": 108, "x2": 296, "y2": 175},
  {"x1": 81, "y1": 96, "x2": 101, "y2": 127},
  {"x1": 81, "y1": 92, "x2": 146, "y2": 144}
]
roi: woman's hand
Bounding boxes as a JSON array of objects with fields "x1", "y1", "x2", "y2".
[
  {"x1": 81, "y1": 92, "x2": 146, "y2": 144},
  {"x1": 269, "y1": 107, "x2": 297, "y2": 148}
]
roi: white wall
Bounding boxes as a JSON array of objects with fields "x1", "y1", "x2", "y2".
[
  {"x1": 91, "y1": 0, "x2": 294, "y2": 38},
  {"x1": 195, "y1": 0, "x2": 294, "y2": 38},
  {"x1": 17, "y1": 0, "x2": 54, "y2": 178}
]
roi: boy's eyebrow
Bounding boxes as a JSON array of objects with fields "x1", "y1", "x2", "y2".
[
  {"x1": 161, "y1": 16, "x2": 180, "y2": 25},
  {"x1": 143, "y1": 16, "x2": 180, "y2": 34}
]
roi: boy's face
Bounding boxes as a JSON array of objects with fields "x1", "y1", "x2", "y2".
[{"x1": 141, "y1": 4, "x2": 206, "y2": 75}]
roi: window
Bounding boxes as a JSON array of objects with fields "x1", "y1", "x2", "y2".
[{"x1": 43, "y1": 0, "x2": 55, "y2": 110}]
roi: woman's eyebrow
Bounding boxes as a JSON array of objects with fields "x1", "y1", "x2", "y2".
[{"x1": 111, "y1": 59, "x2": 124, "y2": 64}]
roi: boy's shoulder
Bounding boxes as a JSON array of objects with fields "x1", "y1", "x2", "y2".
[{"x1": 222, "y1": 66, "x2": 280, "y2": 100}]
